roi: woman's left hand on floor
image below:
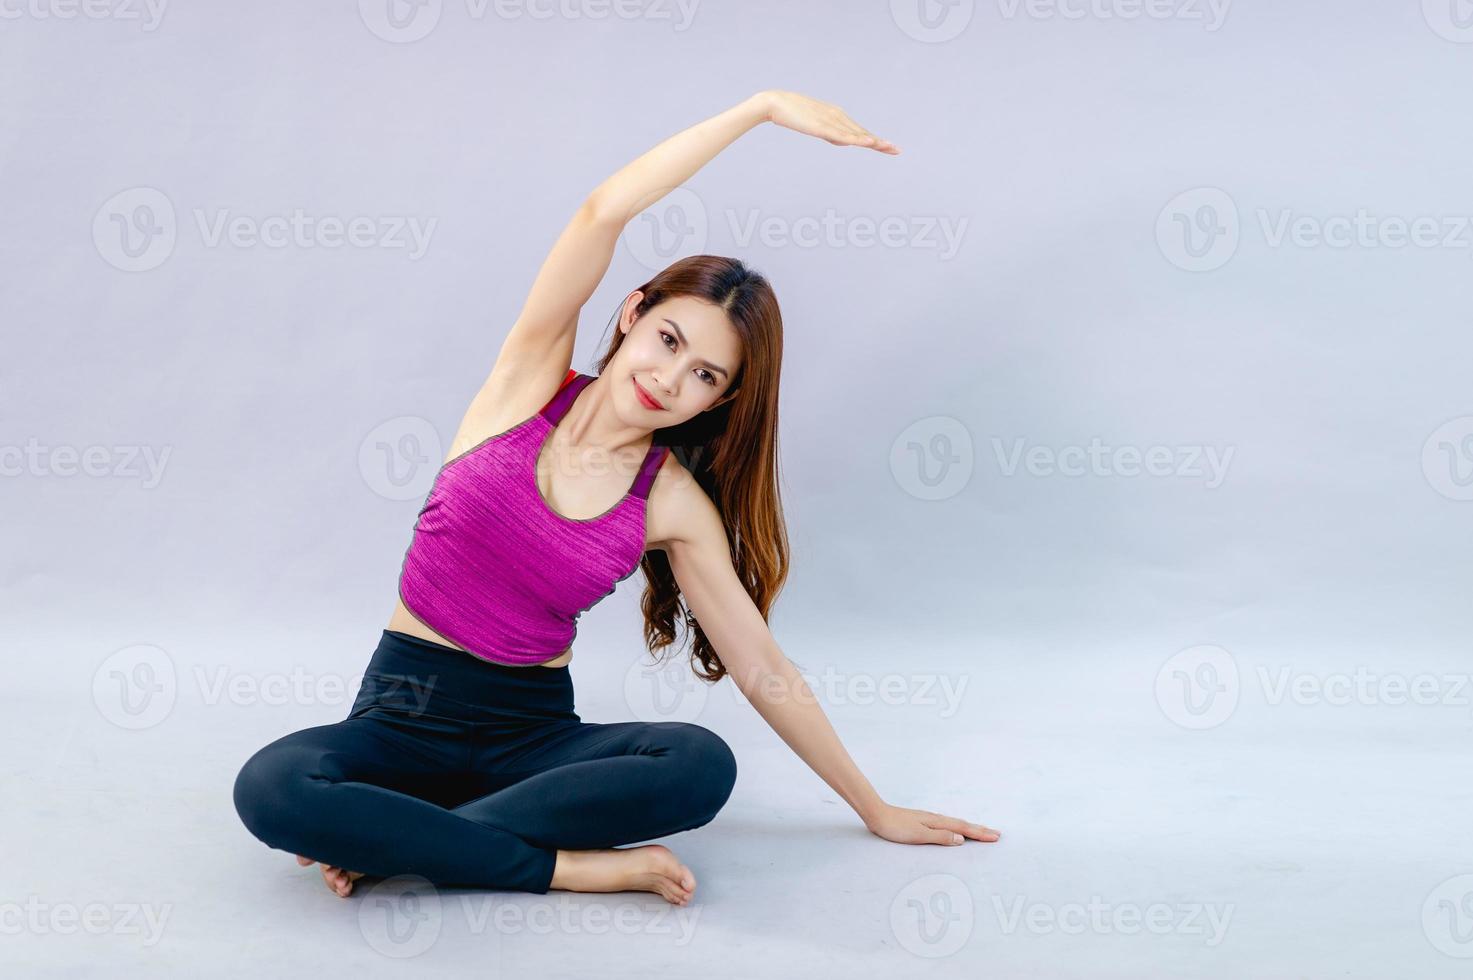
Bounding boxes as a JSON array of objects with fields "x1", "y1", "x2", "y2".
[{"x1": 863, "y1": 803, "x2": 1001, "y2": 845}]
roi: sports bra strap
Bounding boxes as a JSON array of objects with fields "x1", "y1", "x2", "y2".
[
  {"x1": 630, "y1": 443, "x2": 669, "y2": 500},
  {"x1": 539, "y1": 370, "x2": 589, "y2": 422}
]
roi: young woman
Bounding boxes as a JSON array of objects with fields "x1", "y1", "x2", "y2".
[{"x1": 232, "y1": 89, "x2": 999, "y2": 907}]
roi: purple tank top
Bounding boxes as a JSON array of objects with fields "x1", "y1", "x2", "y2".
[{"x1": 397, "y1": 370, "x2": 669, "y2": 666}]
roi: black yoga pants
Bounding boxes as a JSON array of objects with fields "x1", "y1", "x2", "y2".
[{"x1": 231, "y1": 629, "x2": 738, "y2": 893}]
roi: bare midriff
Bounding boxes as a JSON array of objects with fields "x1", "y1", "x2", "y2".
[{"x1": 386, "y1": 597, "x2": 573, "y2": 669}]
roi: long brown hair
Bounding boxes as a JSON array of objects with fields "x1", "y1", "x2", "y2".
[{"x1": 593, "y1": 254, "x2": 788, "y2": 683}]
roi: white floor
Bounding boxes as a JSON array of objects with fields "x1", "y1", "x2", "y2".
[{"x1": 5, "y1": 619, "x2": 1470, "y2": 978}]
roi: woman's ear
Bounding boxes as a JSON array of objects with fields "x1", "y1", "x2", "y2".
[{"x1": 618, "y1": 290, "x2": 645, "y2": 335}]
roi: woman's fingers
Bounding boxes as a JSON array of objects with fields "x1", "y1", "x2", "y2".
[{"x1": 923, "y1": 812, "x2": 1003, "y2": 841}]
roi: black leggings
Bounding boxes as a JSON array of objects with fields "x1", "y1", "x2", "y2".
[{"x1": 232, "y1": 629, "x2": 737, "y2": 893}]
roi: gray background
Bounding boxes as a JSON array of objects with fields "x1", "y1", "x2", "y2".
[{"x1": 3, "y1": 0, "x2": 1471, "y2": 976}]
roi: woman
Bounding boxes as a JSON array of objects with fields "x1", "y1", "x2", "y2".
[{"x1": 232, "y1": 89, "x2": 1000, "y2": 907}]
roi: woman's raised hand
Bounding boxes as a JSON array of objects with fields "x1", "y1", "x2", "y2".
[
  {"x1": 760, "y1": 90, "x2": 901, "y2": 154},
  {"x1": 864, "y1": 802, "x2": 1001, "y2": 846}
]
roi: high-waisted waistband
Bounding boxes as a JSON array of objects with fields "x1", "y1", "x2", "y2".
[{"x1": 355, "y1": 629, "x2": 577, "y2": 723}]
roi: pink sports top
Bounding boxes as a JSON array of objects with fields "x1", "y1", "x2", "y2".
[{"x1": 397, "y1": 370, "x2": 670, "y2": 666}]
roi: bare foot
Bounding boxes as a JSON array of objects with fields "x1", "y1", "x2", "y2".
[
  {"x1": 296, "y1": 854, "x2": 365, "y2": 898},
  {"x1": 549, "y1": 844, "x2": 696, "y2": 906}
]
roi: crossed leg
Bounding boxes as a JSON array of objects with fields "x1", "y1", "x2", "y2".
[
  {"x1": 451, "y1": 719, "x2": 739, "y2": 850},
  {"x1": 232, "y1": 715, "x2": 559, "y2": 892},
  {"x1": 233, "y1": 716, "x2": 737, "y2": 898}
]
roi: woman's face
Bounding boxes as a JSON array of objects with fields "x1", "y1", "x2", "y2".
[{"x1": 613, "y1": 293, "x2": 744, "y2": 427}]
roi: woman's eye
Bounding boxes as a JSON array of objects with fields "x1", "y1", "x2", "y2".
[{"x1": 661, "y1": 331, "x2": 715, "y2": 385}]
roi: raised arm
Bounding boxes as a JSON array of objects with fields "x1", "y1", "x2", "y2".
[
  {"x1": 495, "y1": 91, "x2": 773, "y2": 374},
  {"x1": 495, "y1": 90, "x2": 900, "y2": 372}
]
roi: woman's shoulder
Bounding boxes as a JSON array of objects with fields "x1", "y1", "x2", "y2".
[{"x1": 644, "y1": 451, "x2": 721, "y2": 554}]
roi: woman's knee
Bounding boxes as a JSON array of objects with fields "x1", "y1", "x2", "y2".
[
  {"x1": 232, "y1": 739, "x2": 319, "y2": 847},
  {"x1": 659, "y1": 722, "x2": 737, "y2": 818}
]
